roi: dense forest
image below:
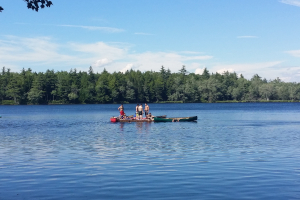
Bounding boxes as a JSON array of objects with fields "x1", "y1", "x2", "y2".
[{"x1": 0, "y1": 66, "x2": 299, "y2": 105}]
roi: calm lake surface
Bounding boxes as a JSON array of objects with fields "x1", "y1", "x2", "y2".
[{"x1": 0, "y1": 103, "x2": 300, "y2": 200}]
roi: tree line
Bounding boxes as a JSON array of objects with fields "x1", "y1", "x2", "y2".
[{"x1": 0, "y1": 66, "x2": 299, "y2": 105}]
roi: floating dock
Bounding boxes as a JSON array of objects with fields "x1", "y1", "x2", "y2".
[{"x1": 110, "y1": 117, "x2": 152, "y2": 123}]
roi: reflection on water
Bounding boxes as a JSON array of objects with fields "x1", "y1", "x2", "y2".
[
  {"x1": 119, "y1": 122, "x2": 124, "y2": 131},
  {"x1": 0, "y1": 103, "x2": 300, "y2": 199},
  {"x1": 136, "y1": 121, "x2": 143, "y2": 133}
]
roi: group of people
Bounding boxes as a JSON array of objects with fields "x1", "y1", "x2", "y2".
[{"x1": 118, "y1": 103, "x2": 151, "y2": 120}]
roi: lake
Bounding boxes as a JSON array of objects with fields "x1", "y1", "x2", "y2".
[{"x1": 0, "y1": 103, "x2": 300, "y2": 199}]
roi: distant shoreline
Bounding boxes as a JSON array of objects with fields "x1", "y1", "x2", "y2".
[{"x1": 1, "y1": 100, "x2": 299, "y2": 105}]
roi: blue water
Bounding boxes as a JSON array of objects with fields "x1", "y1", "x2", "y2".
[{"x1": 0, "y1": 103, "x2": 300, "y2": 199}]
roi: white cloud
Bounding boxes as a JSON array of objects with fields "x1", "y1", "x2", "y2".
[
  {"x1": 0, "y1": 35, "x2": 213, "y2": 74},
  {"x1": 181, "y1": 51, "x2": 204, "y2": 55},
  {"x1": 212, "y1": 61, "x2": 282, "y2": 72},
  {"x1": 217, "y1": 68, "x2": 234, "y2": 74},
  {"x1": 0, "y1": 36, "x2": 74, "y2": 64},
  {"x1": 92, "y1": 58, "x2": 111, "y2": 67},
  {"x1": 59, "y1": 25, "x2": 124, "y2": 33},
  {"x1": 189, "y1": 63, "x2": 204, "y2": 69},
  {"x1": 280, "y1": 0, "x2": 300, "y2": 7},
  {"x1": 124, "y1": 52, "x2": 212, "y2": 73},
  {"x1": 272, "y1": 66, "x2": 300, "y2": 82},
  {"x1": 0, "y1": 64, "x2": 22, "y2": 73},
  {"x1": 120, "y1": 64, "x2": 133, "y2": 73},
  {"x1": 183, "y1": 55, "x2": 213, "y2": 61},
  {"x1": 69, "y1": 42, "x2": 127, "y2": 58},
  {"x1": 1, "y1": 35, "x2": 298, "y2": 82},
  {"x1": 210, "y1": 61, "x2": 289, "y2": 80},
  {"x1": 195, "y1": 68, "x2": 204, "y2": 75},
  {"x1": 126, "y1": 52, "x2": 184, "y2": 72},
  {"x1": 285, "y1": 49, "x2": 300, "y2": 57}
]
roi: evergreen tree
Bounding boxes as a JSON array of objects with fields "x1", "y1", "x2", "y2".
[
  {"x1": 6, "y1": 73, "x2": 22, "y2": 104},
  {"x1": 202, "y1": 68, "x2": 210, "y2": 80},
  {"x1": 0, "y1": 66, "x2": 299, "y2": 105}
]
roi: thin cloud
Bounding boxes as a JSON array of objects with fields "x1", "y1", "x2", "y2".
[
  {"x1": 237, "y1": 36, "x2": 258, "y2": 39},
  {"x1": 280, "y1": 0, "x2": 300, "y2": 7},
  {"x1": 183, "y1": 55, "x2": 213, "y2": 61},
  {"x1": 92, "y1": 58, "x2": 112, "y2": 68},
  {"x1": 59, "y1": 25, "x2": 124, "y2": 33},
  {"x1": 217, "y1": 68, "x2": 235, "y2": 74},
  {"x1": 285, "y1": 49, "x2": 300, "y2": 57},
  {"x1": 14, "y1": 23, "x2": 123, "y2": 33},
  {"x1": 120, "y1": 64, "x2": 134, "y2": 73},
  {"x1": 0, "y1": 35, "x2": 72, "y2": 63},
  {"x1": 181, "y1": 51, "x2": 204, "y2": 55},
  {"x1": 195, "y1": 68, "x2": 205, "y2": 75},
  {"x1": 212, "y1": 61, "x2": 283, "y2": 72},
  {"x1": 210, "y1": 61, "x2": 285, "y2": 80},
  {"x1": 0, "y1": 35, "x2": 213, "y2": 74},
  {"x1": 2, "y1": 35, "x2": 298, "y2": 81}
]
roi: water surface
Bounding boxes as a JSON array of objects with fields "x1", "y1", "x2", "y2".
[{"x1": 0, "y1": 103, "x2": 300, "y2": 199}]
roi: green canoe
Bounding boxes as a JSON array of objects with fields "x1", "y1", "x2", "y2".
[{"x1": 153, "y1": 116, "x2": 197, "y2": 122}]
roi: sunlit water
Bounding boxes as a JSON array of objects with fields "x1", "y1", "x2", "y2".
[{"x1": 0, "y1": 103, "x2": 300, "y2": 200}]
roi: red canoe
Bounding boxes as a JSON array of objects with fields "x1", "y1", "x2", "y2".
[{"x1": 110, "y1": 117, "x2": 118, "y2": 122}]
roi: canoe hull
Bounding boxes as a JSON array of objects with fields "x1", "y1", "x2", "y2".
[
  {"x1": 153, "y1": 116, "x2": 197, "y2": 122},
  {"x1": 110, "y1": 117, "x2": 118, "y2": 122}
]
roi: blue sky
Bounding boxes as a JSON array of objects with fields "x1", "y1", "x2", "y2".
[{"x1": 1, "y1": 0, "x2": 300, "y2": 82}]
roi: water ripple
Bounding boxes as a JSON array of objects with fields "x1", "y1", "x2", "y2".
[{"x1": 1, "y1": 103, "x2": 300, "y2": 199}]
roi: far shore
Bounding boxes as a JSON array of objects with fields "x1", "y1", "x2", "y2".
[{"x1": 1, "y1": 100, "x2": 299, "y2": 105}]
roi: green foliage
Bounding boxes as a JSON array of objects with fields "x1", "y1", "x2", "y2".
[
  {"x1": 157, "y1": 101, "x2": 184, "y2": 103},
  {"x1": 198, "y1": 77, "x2": 222, "y2": 103},
  {"x1": 0, "y1": 0, "x2": 53, "y2": 13},
  {"x1": 25, "y1": 0, "x2": 53, "y2": 12},
  {"x1": 49, "y1": 100, "x2": 64, "y2": 104},
  {"x1": 0, "y1": 67, "x2": 299, "y2": 104},
  {"x1": 1, "y1": 100, "x2": 15, "y2": 105}
]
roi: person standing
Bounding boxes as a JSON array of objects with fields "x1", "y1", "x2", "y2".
[
  {"x1": 144, "y1": 103, "x2": 149, "y2": 117},
  {"x1": 136, "y1": 104, "x2": 139, "y2": 119},
  {"x1": 118, "y1": 104, "x2": 124, "y2": 117},
  {"x1": 138, "y1": 104, "x2": 143, "y2": 120}
]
